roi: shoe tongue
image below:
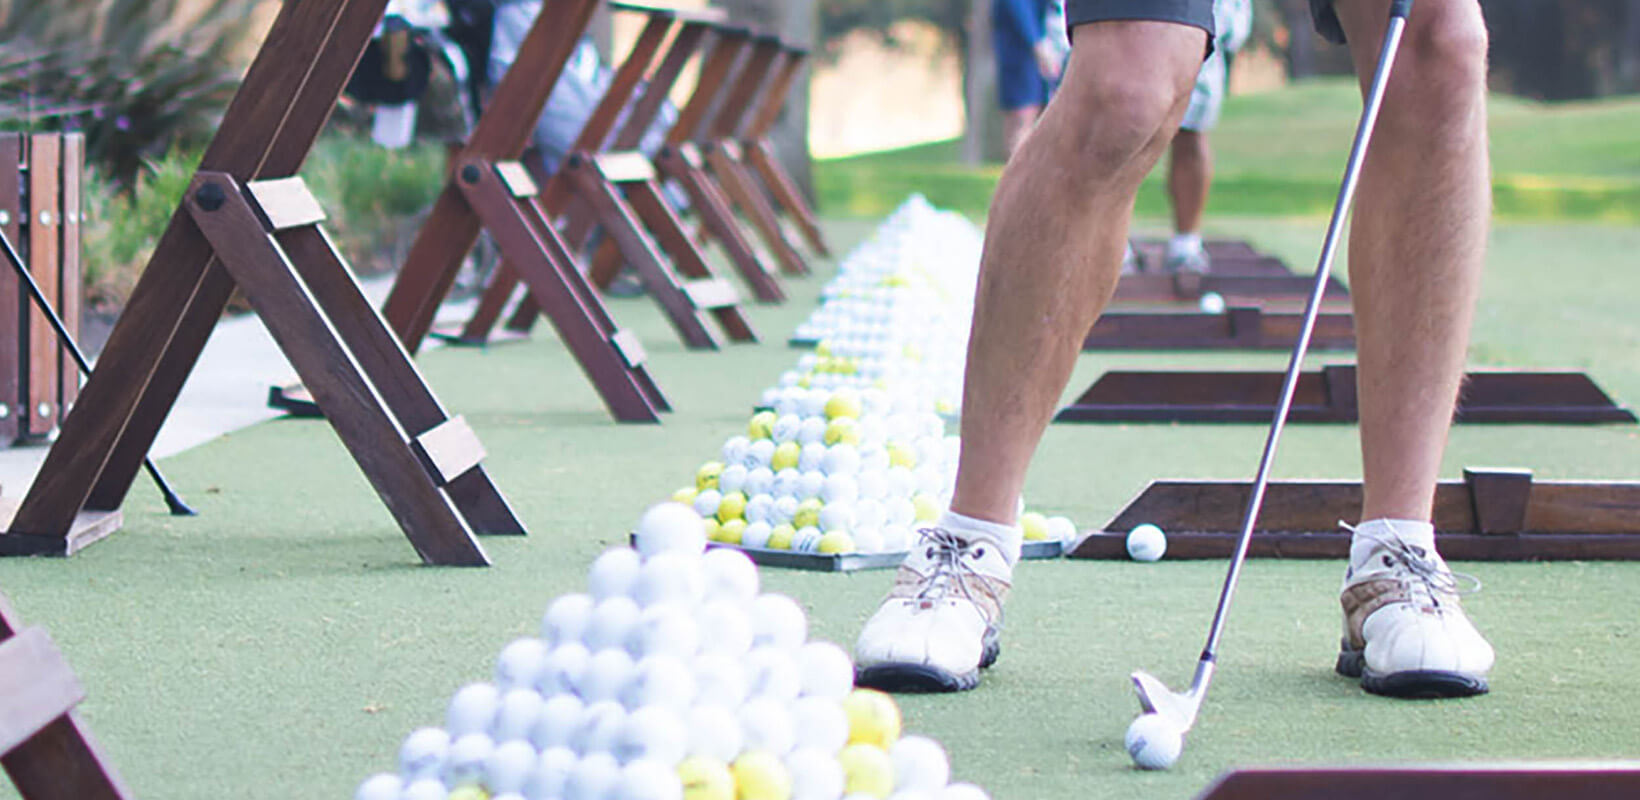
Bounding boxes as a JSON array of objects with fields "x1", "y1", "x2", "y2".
[{"x1": 1349, "y1": 518, "x2": 1437, "y2": 569}]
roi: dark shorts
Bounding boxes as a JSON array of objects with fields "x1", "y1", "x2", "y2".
[{"x1": 1065, "y1": 0, "x2": 1346, "y2": 46}]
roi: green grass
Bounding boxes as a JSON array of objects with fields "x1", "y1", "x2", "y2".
[
  {"x1": 1, "y1": 217, "x2": 1638, "y2": 799},
  {"x1": 816, "y1": 79, "x2": 1640, "y2": 221}
]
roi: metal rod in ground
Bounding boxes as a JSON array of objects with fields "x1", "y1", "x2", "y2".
[{"x1": 0, "y1": 228, "x2": 196, "y2": 516}]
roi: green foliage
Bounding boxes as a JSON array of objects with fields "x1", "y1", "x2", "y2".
[
  {"x1": 80, "y1": 135, "x2": 448, "y2": 309},
  {"x1": 0, "y1": 0, "x2": 258, "y2": 189}
]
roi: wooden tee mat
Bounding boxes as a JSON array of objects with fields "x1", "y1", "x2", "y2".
[
  {"x1": 0, "y1": 0, "x2": 525, "y2": 565},
  {"x1": 0, "y1": 595, "x2": 131, "y2": 800},
  {"x1": 1070, "y1": 467, "x2": 1640, "y2": 560},
  {"x1": 1055, "y1": 364, "x2": 1636, "y2": 424}
]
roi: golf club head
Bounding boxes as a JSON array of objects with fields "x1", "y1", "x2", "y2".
[{"x1": 1131, "y1": 666, "x2": 1209, "y2": 732}]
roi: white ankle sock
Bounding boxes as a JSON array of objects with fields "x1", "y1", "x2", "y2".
[
  {"x1": 939, "y1": 510, "x2": 1022, "y2": 567},
  {"x1": 1350, "y1": 518, "x2": 1437, "y2": 566},
  {"x1": 1167, "y1": 232, "x2": 1203, "y2": 258}
]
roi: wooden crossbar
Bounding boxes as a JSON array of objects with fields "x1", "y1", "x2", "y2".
[
  {"x1": 1083, "y1": 306, "x2": 1356, "y2": 351},
  {"x1": 0, "y1": 595, "x2": 130, "y2": 799},
  {"x1": 0, "y1": 0, "x2": 527, "y2": 565}
]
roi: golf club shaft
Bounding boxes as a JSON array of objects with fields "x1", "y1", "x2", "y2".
[
  {"x1": 0, "y1": 228, "x2": 196, "y2": 516},
  {"x1": 1200, "y1": 0, "x2": 1413, "y2": 662}
]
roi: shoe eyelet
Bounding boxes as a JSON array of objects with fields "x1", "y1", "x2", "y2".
[
  {"x1": 1382, "y1": 555, "x2": 1394, "y2": 567},
  {"x1": 973, "y1": 546, "x2": 986, "y2": 559},
  {"x1": 925, "y1": 546, "x2": 936, "y2": 559}
]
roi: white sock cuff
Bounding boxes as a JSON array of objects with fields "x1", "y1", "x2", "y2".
[
  {"x1": 939, "y1": 510, "x2": 1023, "y2": 566},
  {"x1": 1168, "y1": 232, "x2": 1203, "y2": 256},
  {"x1": 1350, "y1": 518, "x2": 1437, "y2": 563}
]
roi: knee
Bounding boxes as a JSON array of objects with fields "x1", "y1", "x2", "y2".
[
  {"x1": 1390, "y1": 8, "x2": 1489, "y2": 118},
  {"x1": 1055, "y1": 72, "x2": 1191, "y2": 175}
]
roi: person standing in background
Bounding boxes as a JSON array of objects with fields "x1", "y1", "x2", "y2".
[{"x1": 993, "y1": 0, "x2": 1067, "y2": 158}]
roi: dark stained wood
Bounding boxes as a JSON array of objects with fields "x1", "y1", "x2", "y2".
[
  {"x1": 1070, "y1": 469, "x2": 1640, "y2": 560},
  {"x1": 0, "y1": 137, "x2": 21, "y2": 445},
  {"x1": 25, "y1": 136, "x2": 60, "y2": 438},
  {"x1": 0, "y1": 595, "x2": 132, "y2": 800},
  {"x1": 0, "y1": 628, "x2": 84, "y2": 755},
  {"x1": 1056, "y1": 365, "x2": 1636, "y2": 423},
  {"x1": 186, "y1": 172, "x2": 490, "y2": 566},
  {"x1": 1109, "y1": 272, "x2": 1350, "y2": 304},
  {"x1": 1198, "y1": 764, "x2": 1640, "y2": 800},
  {"x1": 1082, "y1": 306, "x2": 1356, "y2": 351},
  {"x1": 707, "y1": 138, "x2": 807, "y2": 275},
  {"x1": 740, "y1": 47, "x2": 830, "y2": 256}
]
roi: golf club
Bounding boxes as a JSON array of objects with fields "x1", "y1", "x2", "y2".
[
  {"x1": 1128, "y1": 0, "x2": 1415, "y2": 756},
  {"x1": 0, "y1": 228, "x2": 195, "y2": 517}
]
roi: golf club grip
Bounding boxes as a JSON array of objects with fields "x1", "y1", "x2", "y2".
[{"x1": 1392, "y1": 0, "x2": 1413, "y2": 20}]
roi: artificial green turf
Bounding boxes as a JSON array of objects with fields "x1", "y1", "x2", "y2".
[{"x1": 0, "y1": 217, "x2": 1637, "y2": 800}]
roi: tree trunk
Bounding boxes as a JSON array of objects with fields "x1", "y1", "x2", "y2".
[
  {"x1": 963, "y1": 0, "x2": 1006, "y2": 165},
  {"x1": 713, "y1": 0, "x2": 819, "y2": 203}
]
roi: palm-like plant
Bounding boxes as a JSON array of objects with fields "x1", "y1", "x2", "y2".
[{"x1": 0, "y1": 0, "x2": 261, "y2": 189}]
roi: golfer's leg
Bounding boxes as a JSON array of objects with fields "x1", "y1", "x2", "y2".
[
  {"x1": 1332, "y1": 0, "x2": 1494, "y2": 698},
  {"x1": 1168, "y1": 131, "x2": 1211, "y2": 235},
  {"x1": 953, "y1": 21, "x2": 1208, "y2": 530},
  {"x1": 1335, "y1": 0, "x2": 1489, "y2": 522},
  {"x1": 853, "y1": 19, "x2": 1208, "y2": 694}
]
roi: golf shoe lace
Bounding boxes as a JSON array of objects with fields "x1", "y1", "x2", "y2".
[
  {"x1": 1343, "y1": 520, "x2": 1481, "y2": 608},
  {"x1": 912, "y1": 527, "x2": 1005, "y2": 628}
]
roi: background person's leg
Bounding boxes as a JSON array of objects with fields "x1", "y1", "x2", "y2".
[{"x1": 1165, "y1": 127, "x2": 1211, "y2": 268}]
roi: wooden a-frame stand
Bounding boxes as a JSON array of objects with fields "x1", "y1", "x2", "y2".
[
  {"x1": 439, "y1": 3, "x2": 769, "y2": 350},
  {"x1": 736, "y1": 41, "x2": 830, "y2": 258},
  {"x1": 375, "y1": 0, "x2": 668, "y2": 423},
  {"x1": 0, "y1": 0, "x2": 520, "y2": 565},
  {"x1": 1056, "y1": 364, "x2": 1636, "y2": 424},
  {"x1": 1071, "y1": 467, "x2": 1640, "y2": 560}
]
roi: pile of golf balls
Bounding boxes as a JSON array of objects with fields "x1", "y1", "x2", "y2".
[
  {"x1": 670, "y1": 197, "x2": 1081, "y2": 556},
  {"x1": 354, "y1": 502, "x2": 995, "y2": 800}
]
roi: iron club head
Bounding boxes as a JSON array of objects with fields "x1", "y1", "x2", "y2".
[{"x1": 1130, "y1": 658, "x2": 1215, "y2": 733}]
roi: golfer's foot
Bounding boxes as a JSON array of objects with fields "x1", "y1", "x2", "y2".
[
  {"x1": 1335, "y1": 519, "x2": 1493, "y2": 698},
  {"x1": 854, "y1": 528, "x2": 1011, "y2": 693},
  {"x1": 1121, "y1": 241, "x2": 1141, "y2": 274},
  {"x1": 1163, "y1": 246, "x2": 1210, "y2": 274}
]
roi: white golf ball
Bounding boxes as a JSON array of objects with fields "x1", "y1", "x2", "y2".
[
  {"x1": 792, "y1": 526, "x2": 824, "y2": 553},
  {"x1": 771, "y1": 495, "x2": 800, "y2": 525},
  {"x1": 589, "y1": 547, "x2": 644, "y2": 600},
  {"x1": 799, "y1": 441, "x2": 828, "y2": 472},
  {"x1": 701, "y1": 546, "x2": 760, "y2": 602},
  {"x1": 822, "y1": 443, "x2": 861, "y2": 476},
  {"x1": 621, "y1": 653, "x2": 696, "y2": 711},
  {"x1": 447, "y1": 683, "x2": 501, "y2": 737},
  {"x1": 614, "y1": 705, "x2": 688, "y2": 765},
  {"x1": 693, "y1": 489, "x2": 723, "y2": 520},
  {"x1": 722, "y1": 436, "x2": 752, "y2": 466},
  {"x1": 939, "y1": 783, "x2": 992, "y2": 800},
  {"x1": 628, "y1": 604, "x2": 700, "y2": 660},
  {"x1": 1198, "y1": 291, "x2": 1226, "y2": 314},
  {"x1": 401, "y1": 778, "x2": 450, "y2": 800},
  {"x1": 738, "y1": 696, "x2": 796, "y2": 754},
  {"x1": 542, "y1": 593, "x2": 595, "y2": 646},
  {"x1": 634, "y1": 553, "x2": 705, "y2": 608},
  {"x1": 493, "y1": 687, "x2": 546, "y2": 742},
  {"x1": 746, "y1": 439, "x2": 777, "y2": 470},
  {"x1": 751, "y1": 594, "x2": 808, "y2": 651},
  {"x1": 530, "y1": 694, "x2": 586, "y2": 751},
  {"x1": 742, "y1": 521, "x2": 774, "y2": 550},
  {"x1": 578, "y1": 648, "x2": 637, "y2": 703},
  {"x1": 485, "y1": 739, "x2": 539, "y2": 794},
  {"x1": 495, "y1": 637, "x2": 550, "y2": 691},
  {"x1": 692, "y1": 652, "x2": 749, "y2": 707},
  {"x1": 1126, "y1": 524, "x2": 1167, "y2": 562},
  {"x1": 696, "y1": 600, "x2": 754, "y2": 656},
  {"x1": 743, "y1": 645, "x2": 803, "y2": 703},
  {"x1": 575, "y1": 701, "x2": 628, "y2": 756},
  {"x1": 443, "y1": 731, "x2": 494, "y2": 786},
  {"x1": 786, "y1": 747, "x2": 846, "y2": 800},
  {"x1": 398, "y1": 727, "x2": 451, "y2": 781},
  {"x1": 586, "y1": 596, "x2": 643, "y2": 651},
  {"x1": 615, "y1": 758, "x2": 684, "y2": 800},
  {"x1": 799, "y1": 470, "x2": 827, "y2": 499},
  {"x1": 890, "y1": 736, "x2": 950, "y2": 793},
  {"x1": 635, "y1": 503, "x2": 708, "y2": 558},
  {"x1": 566, "y1": 751, "x2": 623, "y2": 800},
  {"x1": 745, "y1": 467, "x2": 776, "y2": 497},
  {"x1": 537, "y1": 642, "x2": 591, "y2": 696},
  {"x1": 355, "y1": 773, "x2": 404, "y2": 800},
  {"x1": 797, "y1": 641, "x2": 855, "y2": 700},
  {"x1": 819, "y1": 502, "x2": 856, "y2": 532},
  {"x1": 1125, "y1": 713, "x2": 1183, "y2": 770},
  {"x1": 773, "y1": 414, "x2": 803, "y2": 443},
  {"x1": 797, "y1": 416, "x2": 829, "y2": 445},
  {"x1": 1046, "y1": 516, "x2": 1077, "y2": 542},
  {"x1": 686, "y1": 703, "x2": 745, "y2": 763},
  {"x1": 789, "y1": 696, "x2": 849, "y2": 753},
  {"x1": 853, "y1": 527, "x2": 886, "y2": 553},
  {"x1": 822, "y1": 474, "x2": 860, "y2": 504},
  {"x1": 524, "y1": 747, "x2": 579, "y2": 800}
]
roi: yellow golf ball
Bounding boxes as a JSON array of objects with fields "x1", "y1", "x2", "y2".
[
  {"x1": 717, "y1": 491, "x2": 748, "y2": 523},
  {"x1": 793, "y1": 498, "x2": 823, "y2": 530},
  {"x1": 749, "y1": 411, "x2": 778, "y2": 440},
  {"x1": 1021, "y1": 511, "x2": 1051, "y2": 541},
  {"x1": 767, "y1": 524, "x2": 796, "y2": 550},
  {"x1": 842, "y1": 688, "x2": 902, "y2": 748},
  {"x1": 703, "y1": 518, "x2": 723, "y2": 541},
  {"x1": 448, "y1": 787, "x2": 490, "y2": 800},
  {"x1": 673, "y1": 487, "x2": 700, "y2": 505},
  {"x1": 732, "y1": 751, "x2": 792, "y2": 800},
  {"x1": 911, "y1": 493, "x2": 942, "y2": 523},
  {"x1": 697, "y1": 461, "x2": 725, "y2": 491},
  {"x1": 825, "y1": 390, "x2": 862, "y2": 420},
  {"x1": 718, "y1": 519, "x2": 747, "y2": 545},
  {"x1": 771, "y1": 441, "x2": 802, "y2": 472},
  {"x1": 886, "y1": 442, "x2": 917, "y2": 469},
  {"x1": 824, "y1": 418, "x2": 860, "y2": 446},
  {"x1": 817, "y1": 530, "x2": 856, "y2": 554},
  {"x1": 679, "y1": 756, "x2": 735, "y2": 800},
  {"x1": 838, "y1": 743, "x2": 895, "y2": 798}
]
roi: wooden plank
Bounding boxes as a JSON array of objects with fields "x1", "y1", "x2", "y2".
[
  {"x1": 187, "y1": 173, "x2": 489, "y2": 566},
  {"x1": 26, "y1": 135, "x2": 61, "y2": 437},
  {"x1": 1082, "y1": 306, "x2": 1356, "y2": 351},
  {"x1": 594, "y1": 151, "x2": 658, "y2": 183},
  {"x1": 706, "y1": 141, "x2": 807, "y2": 275},
  {"x1": 710, "y1": 36, "x2": 780, "y2": 140},
  {"x1": 245, "y1": 176, "x2": 326, "y2": 230},
  {"x1": 494, "y1": 161, "x2": 539, "y2": 198},
  {"x1": 1110, "y1": 272, "x2": 1349, "y2": 305},
  {"x1": 614, "y1": 21, "x2": 710, "y2": 150},
  {"x1": 665, "y1": 28, "x2": 746, "y2": 147},
  {"x1": 683, "y1": 278, "x2": 740, "y2": 310},
  {"x1": 656, "y1": 145, "x2": 784, "y2": 302},
  {"x1": 610, "y1": 1, "x2": 727, "y2": 24},
  {"x1": 611, "y1": 329, "x2": 648, "y2": 369},
  {"x1": 0, "y1": 628, "x2": 84, "y2": 755},
  {"x1": 620, "y1": 180, "x2": 758, "y2": 341},
  {"x1": 412, "y1": 415, "x2": 486, "y2": 485},
  {"x1": 57, "y1": 134, "x2": 82, "y2": 419},
  {"x1": 1199, "y1": 764, "x2": 1640, "y2": 800},
  {"x1": 1056, "y1": 365, "x2": 1636, "y2": 424},
  {"x1": 0, "y1": 135, "x2": 21, "y2": 444}
]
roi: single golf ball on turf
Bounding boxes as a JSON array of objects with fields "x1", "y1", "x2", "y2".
[
  {"x1": 1198, "y1": 291, "x2": 1227, "y2": 314},
  {"x1": 1125, "y1": 524, "x2": 1167, "y2": 562},
  {"x1": 1125, "y1": 713, "x2": 1183, "y2": 770}
]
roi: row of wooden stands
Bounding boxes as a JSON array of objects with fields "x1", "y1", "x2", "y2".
[
  {"x1": 0, "y1": 0, "x2": 517, "y2": 565},
  {"x1": 380, "y1": 0, "x2": 828, "y2": 367},
  {"x1": 0, "y1": 134, "x2": 83, "y2": 445}
]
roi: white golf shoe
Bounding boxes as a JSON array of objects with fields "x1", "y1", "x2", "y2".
[
  {"x1": 1335, "y1": 519, "x2": 1494, "y2": 698},
  {"x1": 854, "y1": 528, "x2": 1011, "y2": 692}
]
